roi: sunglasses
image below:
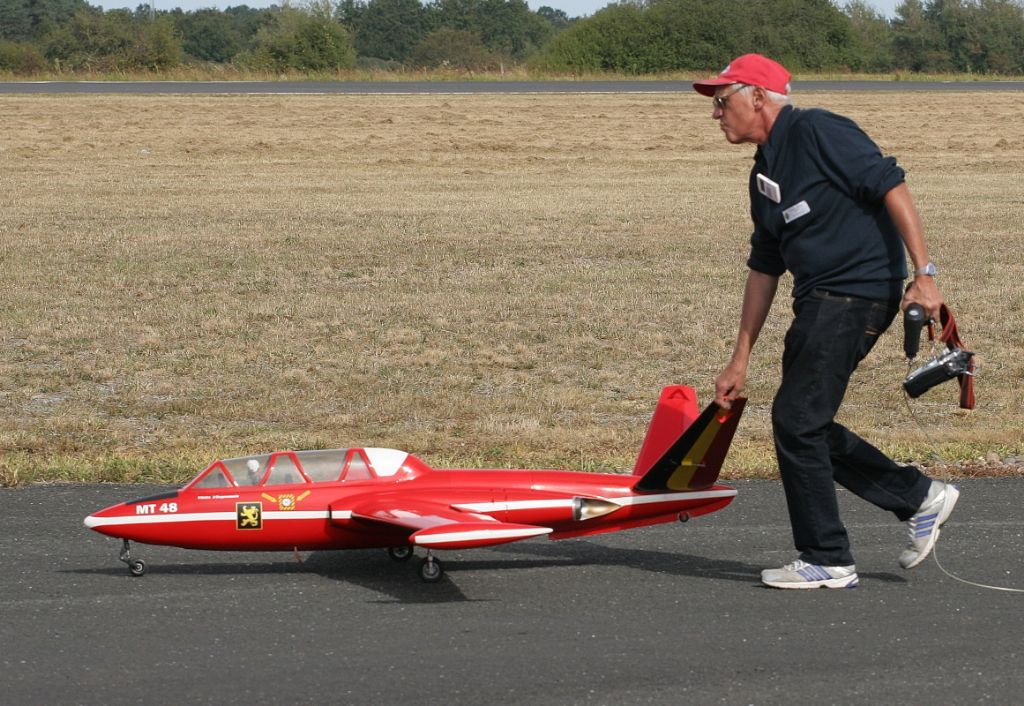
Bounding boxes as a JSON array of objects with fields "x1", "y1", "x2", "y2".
[{"x1": 712, "y1": 85, "x2": 749, "y2": 109}]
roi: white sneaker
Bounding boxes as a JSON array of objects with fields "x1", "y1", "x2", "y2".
[
  {"x1": 761, "y1": 560, "x2": 859, "y2": 589},
  {"x1": 899, "y1": 481, "x2": 960, "y2": 569}
]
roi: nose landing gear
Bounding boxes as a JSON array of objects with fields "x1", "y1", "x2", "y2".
[{"x1": 119, "y1": 539, "x2": 146, "y2": 577}]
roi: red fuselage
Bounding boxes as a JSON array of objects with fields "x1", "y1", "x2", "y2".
[{"x1": 85, "y1": 454, "x2": 736, "y2": 552}]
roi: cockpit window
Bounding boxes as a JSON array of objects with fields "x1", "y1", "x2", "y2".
[
  {"x1": 186, "y1": 448, "x2": 407, "y2": 490},
  {"x1": 190, "y1": 463, "x2": 234, "y2": 489},
  {"x1": 296, "y1": 449, "x2": 348, "y2": 482},
  {"x1": 262, "y1": 452, "x2": 307, "y2": 485},
  {"x1": 221, "y1": 455, "x2": 269, "y2": 487},
  {"x1": 344, "y1": 450, "x2": 373, "y2": 481}
]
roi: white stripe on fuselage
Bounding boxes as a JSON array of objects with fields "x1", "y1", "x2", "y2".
[
  {"x1": 85, "y1": 488, "x2": 736, "y2": 529},
  {"x1": 84, "y1": 510, "x2": 328, "y2": 528},
  {"x1": 453, "y1": 488, "x2": 735, "y2": 514},
  {"x1": 613, "y1": 488, "x2": 737, "y2": 506},
  {"x1": 452, "y1": 498, "x2": 575, "y2": 513}
]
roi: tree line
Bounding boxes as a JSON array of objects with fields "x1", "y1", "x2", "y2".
[{"x1": 1, "y1": 0, "x2": 1023, "y2": 74}]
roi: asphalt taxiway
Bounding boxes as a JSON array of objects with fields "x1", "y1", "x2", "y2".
[{"x1": 1, "y1": 479, "x2": 1021, "y2": 705}]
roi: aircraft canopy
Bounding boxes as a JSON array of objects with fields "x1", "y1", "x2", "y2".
[{"x1": 186, "y1": 447, "x2": 414, "y2": 490}]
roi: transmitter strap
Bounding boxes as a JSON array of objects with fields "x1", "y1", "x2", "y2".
[{"x1": 926, "y1": 304, "x2": 975, "y2": 409}]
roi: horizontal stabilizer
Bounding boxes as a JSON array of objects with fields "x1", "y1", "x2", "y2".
[
  {"x1": 633, "y1": 398, "x2": 746, "y2": 493},
  {"x1": 412, "y1": 522, "x2": 552, "y2": 550}
]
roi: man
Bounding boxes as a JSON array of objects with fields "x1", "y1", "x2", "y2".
[{"x1": 693, "y1": 54, "x2": 959, "y2": 589}]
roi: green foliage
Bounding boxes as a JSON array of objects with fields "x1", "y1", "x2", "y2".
[
  {"x1": 247, "y1": 7, "x2": 356, "y2": 71},
  {"x1": 526, "y1": 23, "x2": 595, "y2": 73},
  {"x1": 843, "y1": 0, "x2": 896, "y2": 72},
  {"x1": 976, "y1": 0, "x2": 1024, "y2": 73},
  {"x1": 354, "y1": 54, "x2": 404, "y2": 70},
  {"x1": 0, "y1": 0, "x2": 93, "y2": 41},
  {"x1": 42, "y1": 8, "x2": 181, "y2": 71},
  {"x1": 140, "y1": 14, "x2": 183, "y2": 69},
  {"x1": 535, "y1": 0, "x2": 862, "y2": 73},
  {"x1": 223, "y1": 4, "x2": 278, "y2": 40},
  {"x1": 531, "y1": 3, "x2": 651, "y2": 73},
  {"x1": 177, "y1": 8, "x2": 244, "y2": 62},
  {"x1": 745, "y1": 0, "x2": 856, "y2": 70},
  {"x1": 351, "y1": 0, "x2": 429, "y2": 61},
  {"x1": 43, "y1": 8, "x2": 131, "y2": 69},
  {"x1": 471, "y1": 0, "x2": 554, "y2": 61},
  {"x1": 341, "y1": 0, "x2": 555, "y2": 65},
  {"x1": 535, "y1": 0, "x2": 1024, "y2": 75},
  {"x1": 0, "y1": 38, "x2": 46, "y2": 71},
  {"x1": 2, "y1": 0, "x2": 1024, "y2": 76},
  {"x1": 409, "y1": 27, "x2": 496, "y2": 68},
  {"x1": 644, "y1": 0, "x2": 747, "y2": 70},
  {"x1": 892, "y1": 0, "x2": 1024, "y2": 73},
  {"x1": 535, "y1": 5, "x2": 570, "y2": 30}
]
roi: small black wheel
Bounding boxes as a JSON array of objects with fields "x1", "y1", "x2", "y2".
[
  {"x1": 418, "y1": 557, "x2": 443, "y2": 583},
  {"x1": 128, "y1": 559, "x2": 146, "y2": 577},
  {"x1": 387, "y1": 546, "x2": 414, "y2": 562}
]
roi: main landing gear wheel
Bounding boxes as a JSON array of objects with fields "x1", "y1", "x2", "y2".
[
  {"x1": 418, "y1": 555, "x2": 444, "y2": 583},
  {"x1": 387, "y1": 546, "x2": 414, "y2": 562}
]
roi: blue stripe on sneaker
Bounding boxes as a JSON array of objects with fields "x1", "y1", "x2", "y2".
[{"x1": 802, "y1": 565, "x2": 830, "y2": 582}]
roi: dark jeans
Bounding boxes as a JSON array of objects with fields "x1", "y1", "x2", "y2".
[{"x1": 772, "y1": 289, "x2": 932, "y2": 566}]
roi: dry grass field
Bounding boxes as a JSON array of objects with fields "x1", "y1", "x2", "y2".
[{"x1": 1, "y1": 89, "x2": 1022, "y2": 485}]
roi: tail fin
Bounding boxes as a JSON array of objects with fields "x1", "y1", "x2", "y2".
[
  {"x1": 631, "y1": 385, "x2": 701, "y2": 477},
  {"x1": 632, "y1": 386, "x2": 746, "y2": 492}
]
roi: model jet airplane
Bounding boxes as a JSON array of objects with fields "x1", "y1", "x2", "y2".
[{"x1": 86, "y1": 386, "x2": 746, "y2": 582}]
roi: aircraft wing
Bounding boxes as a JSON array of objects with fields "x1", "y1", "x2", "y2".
[{"x1": 347, "y1": 498, "x2": 552, "y2": 550}]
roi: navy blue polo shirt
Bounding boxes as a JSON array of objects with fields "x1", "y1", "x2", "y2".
[{"x1": 747, "y1": 105, "x2": 908, "y2": 302}]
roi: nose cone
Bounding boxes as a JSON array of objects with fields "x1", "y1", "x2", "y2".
[
  {"x1": 84, "y1": 490, "x2": 180, "y2": 537},
  {"x1": 84, "y1": 501, "x2": 132, "y2": 536}
]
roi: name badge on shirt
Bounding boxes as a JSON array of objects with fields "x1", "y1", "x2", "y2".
[
  {"x1": 782, "y1": 200, "x2": 811, "y2": 224},
  {"x1": 756, "y1": 173, "x2": 781, "y2": 203}
]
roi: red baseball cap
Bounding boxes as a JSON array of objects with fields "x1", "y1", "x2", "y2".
[{"x1": 693, "y1": 54, "x2": 791, "y2": 96}]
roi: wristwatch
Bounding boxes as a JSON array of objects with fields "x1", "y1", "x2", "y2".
[{"x1": 914, "y1": 262, "x2": 938, "y2": 277}]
